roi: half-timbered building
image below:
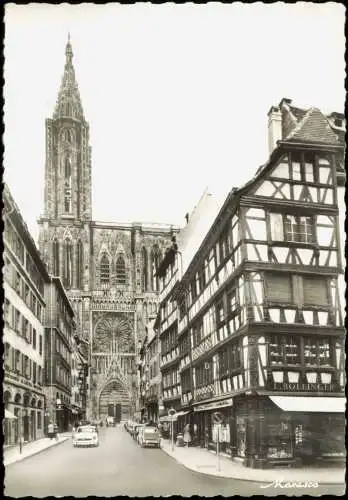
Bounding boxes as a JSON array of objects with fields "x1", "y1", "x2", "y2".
[
  {"x1": 155, "y1": 191, "x2": 220, "y2": 436},
  {"x1": 156, "y1": 99, "x2": 346, "y2": 468}
]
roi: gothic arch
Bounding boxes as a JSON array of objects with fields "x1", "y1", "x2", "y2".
[
  {"x1": 76, "y1": 239, "x2": 84, "y2": 289},
  {"x1": 63, "y1": 237, "x2": 73, "y2": 288},
  {"x1": 60, "y1": 127, "x2": 75, "y2": 145},
  {"x1": 97, "y1": 379, "x2": 131, "y2": 419},
  {"x1": 151, "y1": 244, "x2": 161, "y2": 292},
  {"x1": 100, "y1": 252, "x2": 110, "y2": 285},
  {"x1": 115, "y1": 254, "x2": 126, "y2": 285},
  {"x1": 52, "y1": 238, "x2": 60, "y2": 276},
  {"x1": 142, "y1": 247, "x2": 148, "y2": 292}
]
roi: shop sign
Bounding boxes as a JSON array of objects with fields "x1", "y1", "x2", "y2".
[
  {"x1": 194, "y1": 398, "x2": 233, "y2": 412},
  {"x1": 274, "y1": 382, "x2": 335, "y2": 392}
]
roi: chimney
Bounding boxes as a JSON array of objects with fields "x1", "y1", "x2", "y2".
[{"x1": 267, "y1": 105, "x2": 282, "y2": 155}]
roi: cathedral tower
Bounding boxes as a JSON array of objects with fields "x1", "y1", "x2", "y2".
[
  {"x1": 38, "y1": 36, "x2": 91, "y2": 292},
  {"x1": 38, "y1": 37, "x2": 178, "y2": 421}
]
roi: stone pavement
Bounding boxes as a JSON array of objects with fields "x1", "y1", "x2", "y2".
[
  {"x1": 160, "y1": 439, "x2": 345, "y2": 485},
  {"x1": 4, "y1": 432, "x2": 71, "y2": 466}
]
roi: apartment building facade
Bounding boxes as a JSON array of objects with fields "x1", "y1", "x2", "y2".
[
  {"x1": 3, "y1": 184, "x2": 49, "y2": 445},
  {"x1": 43, "y1": 276, "x2": 75, "y2": 432},
  {"x1": 156, "y1": 99, "x2": 346, "y2": 468}
]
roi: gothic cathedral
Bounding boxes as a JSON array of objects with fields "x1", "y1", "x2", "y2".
[{"x1": 38, "y1": 38, "x2": 177, "y2": 421}]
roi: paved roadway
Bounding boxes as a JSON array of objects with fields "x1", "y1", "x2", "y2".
[{"x1": 4, "y1": 426, "x2": 345, "y2": 497}]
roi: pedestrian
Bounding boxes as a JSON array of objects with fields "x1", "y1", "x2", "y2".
[
  {"x1": 48, "y1": 421, "x2": 54, "y2": 440},
  {"x1": 54, "y1": 423, "x2": 59, "y2": 440},
  {"x1": 183, "y1": 423, "x2": 191, "y2": 447}
]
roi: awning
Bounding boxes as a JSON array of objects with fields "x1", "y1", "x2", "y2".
[
  {"x1": 176, "y1": 411, "x2": 190, "y2": 418},
  {"x1": 194, "y1": 398, "x2": 233, "y2": 413},
  {"x1": 159, "y1": 411, "x2": 189, "y2": 422},
  {"x1": 5, "y1": 409, "x2": 17, "y2": 419},
  {"x1": 270, "y1": 396, "x2": 346, "y2": 413}
]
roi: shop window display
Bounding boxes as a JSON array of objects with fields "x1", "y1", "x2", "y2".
[
  {"x1": 313, "y1": 415, "x2": 345, "y2": 457},
  {"x1": 265, "y1": 416, "x2": 293, "y2": 459},
  {"x1": 236, "y1": 416, "x2": 247, "y2": 457}
]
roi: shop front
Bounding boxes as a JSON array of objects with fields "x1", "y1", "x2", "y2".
[
  {"x1": 232, "y1": 395, "x2": 346, "y2": 469},
  {"x1": 3, "y1": 386, "x2": 45, "y2": 446},
  {"x1": 192, "y1": 398, "x2": 234, "y2": 454}
]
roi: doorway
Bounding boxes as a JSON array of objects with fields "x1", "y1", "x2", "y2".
[{"x1": 115, "y1": 403, "x2": 122, "y2": 423}]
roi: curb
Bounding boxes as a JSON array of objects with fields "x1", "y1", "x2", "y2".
[
  {"x1": 4, "y1": 437, "x2": 70, "y2": 467},
  {"x1": 159, "y1": 445, "x2": 345, "y2": 485}
]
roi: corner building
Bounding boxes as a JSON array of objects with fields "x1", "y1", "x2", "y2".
[
  {"x1": 157, "y1": 99, "x2": 346, "y2": 468},
  {"x1": 37, "y1": 39, "x2": 178, "y2": 422}
]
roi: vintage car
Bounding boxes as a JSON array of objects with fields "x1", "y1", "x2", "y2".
[
  {"x1": 72, "y1": 425, "x2": 99, "y2": 447},
  {"x1": 133, "y1": 424, "x2": 146, "y2": 442},
  {"x1": 138, "y1": 425, "x2": 161, "y2": 448}
]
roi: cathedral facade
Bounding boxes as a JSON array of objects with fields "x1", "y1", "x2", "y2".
[{"x1": 38, "y1": 39, "x2": 177, "y2": 421}]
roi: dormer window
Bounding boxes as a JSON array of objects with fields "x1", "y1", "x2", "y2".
[{"x1": 334, "y1": 118, "x2": 343, "y2": 127}]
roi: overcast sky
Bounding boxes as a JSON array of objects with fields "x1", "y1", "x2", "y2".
[{"x1": 4, "y1": 3, "x2": 345, "y2": 242}]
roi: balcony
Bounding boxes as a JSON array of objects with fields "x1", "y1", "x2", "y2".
[
  {"x1": 163, "y1": 385, "x2": 181, "y2": 401},
  {"x1": 194, "y1": 384, "x2": 214, "y2": 402},
  {"x1": 160, "y1": 347, "x2": 180, "y2": 368},
  {"x1": 192, "y1": 335, "x2": 213, "y2": 362}
]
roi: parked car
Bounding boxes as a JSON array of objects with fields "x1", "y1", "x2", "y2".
[
  {"x1": 133, "y1": 424, "x2": 145, "y2": 442},
  {"x1": 139, "y1": 426, "x2": 161, "y2": 448},
  {"x1": 128, "y1": 421, "x2": 136, "y2": 435},
  {"x1": 106, "y1": 416, "x2": 115, "y2": 427},
  {"x1": 72, "y1": 425, "x2": 99, "y2": 447}
]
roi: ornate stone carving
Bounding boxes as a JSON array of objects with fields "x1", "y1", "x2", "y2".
[{"x1": 93, "y1": 312, "x2": 135, "y2": 354}]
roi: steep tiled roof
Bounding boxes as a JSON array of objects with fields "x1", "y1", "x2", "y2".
[
  {"x1": 288, "y1": 105, "x2": 307, "y2": 121},
  {"x1": 285, "y1": 107, "x2": 340, "y2": 145}
]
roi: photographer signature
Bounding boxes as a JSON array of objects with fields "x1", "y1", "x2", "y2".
[{"x1": 260, "y1": 478, "x2": 319, "y2": 489}]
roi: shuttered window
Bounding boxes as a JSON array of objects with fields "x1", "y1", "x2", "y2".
[
  {"x1": 266, "y1": 274, "x2": 293, "y2": 303},
  {"x1": 303, "y1": 277, "x2": 328, "y2": 306}
]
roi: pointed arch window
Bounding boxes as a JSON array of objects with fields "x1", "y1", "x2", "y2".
[
  {"x1": 76, "y1": 240, "x2": 84, "y2": 289},
  {"x1": 64, "y1": 155, "x2": 72, "y2": 213},
  {"x1": 62, "y1": 128, "x2": 74, "y2": 144},
  {"x1": 142, "y1": 247, "x2": 148, "y2": 292},
  {"x1": 52, "y1": 239, "x2": 60, "y2": 276},
  {"x1": 116, "y1": 255, "x2": 126, "y2": 285},
  {"x1": 100, "y1": 253, "x2": 110, "y2": 285},
  {"x1": 65, "y1": 102, "x2": 72, "y2": 117},
  {"x1": 63, "y1": 239, "x2": 73, "y2": 289},
  {"x1": 151, "y1": 245, "x2": 161, "y2": 292}
]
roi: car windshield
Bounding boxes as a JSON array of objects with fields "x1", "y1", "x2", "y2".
[{"x1": 77, "y1": 426, "x2": 95, "y2": 433}]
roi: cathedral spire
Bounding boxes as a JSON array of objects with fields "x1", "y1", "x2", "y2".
[{"x1": 53, "y1": 35, "x2": 85, "y2": 120}]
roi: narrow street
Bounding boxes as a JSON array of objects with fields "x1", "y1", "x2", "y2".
[{"x1": 5, "y1": 426, "x2": 345, "y2": 497}]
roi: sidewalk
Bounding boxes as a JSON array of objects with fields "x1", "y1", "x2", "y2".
[
  {"x1": 160, "y1": 440, "x2": 345, "y2": 484},
  {"x1": 4, "y1": 432, "x2": 71, "y2": 466}
]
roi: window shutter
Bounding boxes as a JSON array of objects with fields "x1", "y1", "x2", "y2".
[
  {"x1": 266, "y1": 274, "x2": 292, "y2": 302},
  {"x1": 303, "y1": 277, "x2": 328, "y2": 306},
  {"x1": 270, "y1": 213, "x2": 284, "y2": 241}
]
